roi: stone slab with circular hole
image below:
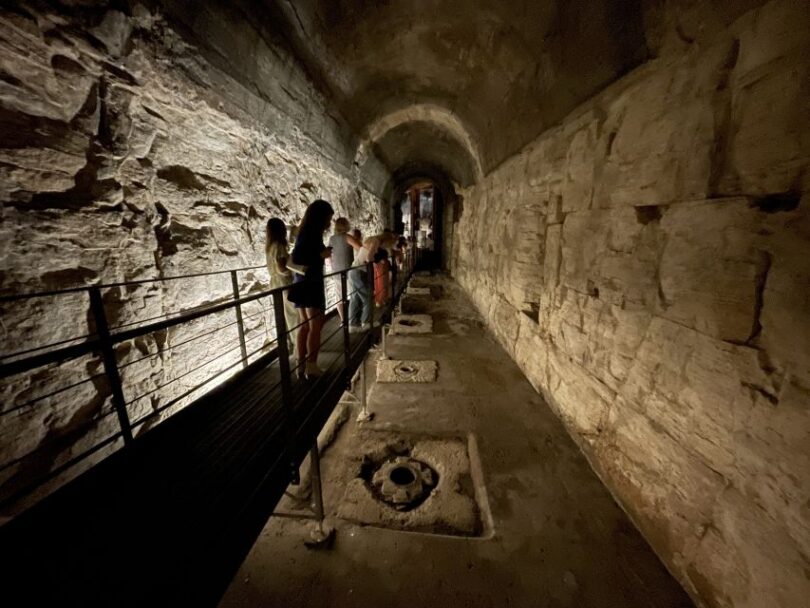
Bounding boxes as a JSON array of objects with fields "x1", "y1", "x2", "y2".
[
  {"x1": 335, "y1": 430, "x2": 489, "y2": 537},
  {"x1": 377, "y1": 359, "x2": 438, "y2": 383},
  {"x1": 391, "y1": 314, "x2": 433, "y2": 334},
  {"x1": 406, "y1": 286, "x2": 431, "y2": 296}
]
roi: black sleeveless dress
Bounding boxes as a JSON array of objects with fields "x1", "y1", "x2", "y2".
[{"x1": 287, "y1": 232, "x2": 326, "y2": 310}]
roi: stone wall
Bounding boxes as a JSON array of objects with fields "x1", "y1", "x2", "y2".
[
  {"x1": 451, "y1": 1, "x2": 810, "y2": 606},
  {"x1": 0, "y1": 2, "x2": 387, "y2": 511}
]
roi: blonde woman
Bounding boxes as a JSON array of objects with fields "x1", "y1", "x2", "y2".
[
  {"x1": 265, "y1": 218, "x2": 297, "y2": 351},
  {"x1": 327, "y1": 217, "x2": 359, "y2": 322}
]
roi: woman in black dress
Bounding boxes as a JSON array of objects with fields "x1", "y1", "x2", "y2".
[{"x1": 288, "y1": 199, "x2": 334, "y2": 378}]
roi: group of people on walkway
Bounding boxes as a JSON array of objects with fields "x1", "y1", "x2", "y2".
[{"x1": 265, "y1": 199, "x2": 408, "y2": 380}]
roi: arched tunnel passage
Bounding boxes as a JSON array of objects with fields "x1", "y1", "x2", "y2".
[
  {"x1": 0, "y1": 2, "x2": 808, "y2": 608},
  {"x1": 358, "y1": 110, "x2": 476, "y2": 273},
  {"x1": 356, "y1": 105, "x2": 484, "y2": 187}
]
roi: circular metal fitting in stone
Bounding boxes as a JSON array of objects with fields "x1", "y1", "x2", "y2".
[{"x1": 371, "y1": 456, "x2": 437, "y2": 510}]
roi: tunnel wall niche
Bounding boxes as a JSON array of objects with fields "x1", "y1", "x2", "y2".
[
  {"x1": 449, "y1": 1, "x2": 810, "y2": 606},
  {"x1": 0, "y1": 3, "x2": 386, "y2": 512}
]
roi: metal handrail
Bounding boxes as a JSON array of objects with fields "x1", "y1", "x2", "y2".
[
  {"x1": 0, "y1": 264, "x2": 268, "y2": 303},
  {"x1": 0, "y1": 246, "x2": 417, "y2": 512},
  {"x1": 0, "y1": 262, "x2": 387, "y2": 379},
  {"x1": 0, "y1": 258, "x2": 375, "y2": 304},
  {"x1": 0, "y1": 283, "x2": 278, "y2": 380}
]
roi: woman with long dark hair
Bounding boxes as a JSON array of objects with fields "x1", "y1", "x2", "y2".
[
  {"x1": 288, "y1": 199, "x2": 334, "y2": 378},
  {"x1": 265, "y1": 218, "x2": 297, "y2": 351}
]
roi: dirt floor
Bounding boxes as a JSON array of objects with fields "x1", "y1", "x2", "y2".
[{"x1": 219, "y1": 274, "x2": 693, "y2": 608}]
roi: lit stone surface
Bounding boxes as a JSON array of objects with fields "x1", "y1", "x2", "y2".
[
  {"x1": 376, "y1": 360, "x2": 438, "y2": 383},
  {"x1": 1, "y1": 1, "x2": 808, "y2": 606},
  {"x1": 451, "y1": 1, "x2": 810, "y2": 605},
  {"x1": 0, "y1": 3, "x2": 385, "y2": 508}
]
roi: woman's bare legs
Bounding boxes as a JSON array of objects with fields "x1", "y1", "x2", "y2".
[
  {"x1": 295, "y1": 309, "x2": 310, "y2": 369},
  {"x1": 305, "y1": 307, "x2": 325, "y2": 364}
]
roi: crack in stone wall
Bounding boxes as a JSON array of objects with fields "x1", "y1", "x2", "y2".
[{"x1": 450, "y1": 1, "x2": 810, "y2": 606}]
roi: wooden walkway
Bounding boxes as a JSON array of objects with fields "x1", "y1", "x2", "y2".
[{"x1": 0, "y1": 315, "x2": 374, "y2": 607}]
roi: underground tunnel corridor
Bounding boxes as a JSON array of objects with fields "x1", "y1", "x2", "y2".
[
  {"x1": 219, "y1": 276, "x2": 695, "y2": 608},
  {"x1": 0, "y1": 1, "x2": 808, "y2": 607}
]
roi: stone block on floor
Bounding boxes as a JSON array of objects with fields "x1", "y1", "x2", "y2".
[
  {"x1": 391, "y1": 314, "x2": 433, "y2": 334},
  {"x1": 406, "y1": 286, "x2": 431, "y2": 296},
  {"x1": 335, "y1": 430, "x2": 485, "y2": 537},
  {"x1": 377, "y1": 359, "x2": 438, "y2": 383}
]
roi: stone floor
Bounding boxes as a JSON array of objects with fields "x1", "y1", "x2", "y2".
[{"x1": 219, "y1": 274, "x2": 693, "y2": 608}]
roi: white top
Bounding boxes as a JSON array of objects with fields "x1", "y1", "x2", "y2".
[
  {"x1": 266, "y1": 242, "x2": 292, "y2": 288},
  {"x1": 353, "y1": 236, "x2": 380, "y2": 267},
  {"x1": 328, "y1": 233, "x2": 354, "y2": 271}
]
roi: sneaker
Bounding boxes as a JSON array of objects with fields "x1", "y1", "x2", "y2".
[
  {"x1": 305, "y1": 362, "x2": 324, "y2": 378},
  {"x1": 360, "y1": 323, "x2": 371, "y2": 331},
  {"x1": 348, "y1": 324, "x2": 362, "y2": 334}
]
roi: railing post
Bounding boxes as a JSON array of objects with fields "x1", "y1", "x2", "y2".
[
  {"x1": 272, "y1": 289, "x2": 300, "y2": 485},
  {"x1": 309, "y1": 442, "x2": 324, "y2": 522},
  {"x1": 356, "y1": 355, "x2": 371, "y2": 422},
  {"x1": 366, "y1": 261, "x2": 375, "y2": 338},
  {"x1": 391, "y1": 259, "x2": 397, "y2": 303},
  {"x1": 231, "y1": 270, "x2": 248, "y2": 368},
  {"x1": 341, "y1": 271, "x2": 351, "y2": 384},
  {"x1": 306, "y1": 439, "x2": 334, "y2": 545},
  {"x1": 89, "y1": 287, "x2": 133, "y2": 444}
]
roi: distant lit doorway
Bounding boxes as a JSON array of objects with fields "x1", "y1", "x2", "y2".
[{"x1": 396, "y1": 182, "x2": 441, "y2": 270}]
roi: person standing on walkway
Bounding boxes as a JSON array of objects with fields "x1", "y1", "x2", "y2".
[
  {"x1": 374, "y1": 246, "x2": 390, "y2": 307},
  {"x1": 395, "y1": 236, "x2": 408, "y2": 270},
  {"x1": 288, "y1": 199, "x2": 334, "y2": 378},
  {"x1": 327, "y1": 217, "x2": 360, "y2": 323},
  {"x1": 348, "y1": 235, "x2": 378, "y2": 333},
  {"x1": 265, "y1": 218, "x2": 298, "y2": 352},
  {"x1": 348, "y1": 232, "x2": 397, "y2": 332}
]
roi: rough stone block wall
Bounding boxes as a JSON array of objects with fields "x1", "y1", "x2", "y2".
[
  {"x1": 451, "y1": 1, "x2": 810, "y2": 606},
  {"x1": 0, "y1": 2, "x2": 386, "y2": 510}
]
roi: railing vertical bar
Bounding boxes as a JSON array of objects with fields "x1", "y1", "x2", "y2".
[
  {"x1": 357, "y1": 355, "x2": 369, "y2": 421},
  {"x1": 272, "y1": 289, "x2": 300, "y2": 485},
  {"x1": 389, "y1": 259, "x2": 397, "y2": 324},
  {"x1": 231, "y1": 271, "x2": 249, "y2": 368},
  {"x1": 89, "y1": 287, "x2": 133, "y2": 444},
  {"x1": 309, "y1": 442, "x2": 325, "y2": 522},
  {"x1": 366, "y1": 261, "x2": 375, "y2": 341},
  {"x1": 340, "y1": 271, "x2": 350, "y2": 381}
]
